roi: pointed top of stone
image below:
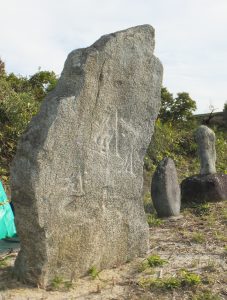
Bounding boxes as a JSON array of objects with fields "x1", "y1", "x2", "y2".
[
  {"x1": 91, "y1": 24, "x2": 155, "y2": 50},
  {"x1": 53, "y1": 24, "x2": 160, "y2": 101}
]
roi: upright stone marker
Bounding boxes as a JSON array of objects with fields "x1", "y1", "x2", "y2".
[
  {"x1": 195, "y1": 125, "x2": 216, "y2": 175},
  {"x1": 151, "y1": 158, "x2": 181, "y2": 218},
  {"x1": 11, "y1": 25, "x2": 163, "y2": 286},
  {"x1": 181, "y1": 125, "x2": 227, "y2": 203}
]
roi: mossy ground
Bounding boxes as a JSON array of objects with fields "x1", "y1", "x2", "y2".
[{"x1": 0, "y1": 201, "x2": 226, "y2": 299}]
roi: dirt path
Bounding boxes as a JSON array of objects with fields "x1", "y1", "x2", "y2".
[{"x1": 0, "y1": 202, "x2": 226, "y2": 300}]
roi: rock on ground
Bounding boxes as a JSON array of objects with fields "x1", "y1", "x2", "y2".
[
  {"x1": 181, "y1": 173, "x2": 227, "y2": 203},
  {"x1": 151, "y1": 157, "x2": 181, "y2": 217},
  {"x1": 10, "y1": 25, "x2": 163, "y2": 286}
]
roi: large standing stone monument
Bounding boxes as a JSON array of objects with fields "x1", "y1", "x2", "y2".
[{"x1": 11, "y1": 25, "x2": 163, "y2": 286}]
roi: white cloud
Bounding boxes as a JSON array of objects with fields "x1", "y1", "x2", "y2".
[{"x1": 0, "y1": 0, "x2": 227, "y2": 112}]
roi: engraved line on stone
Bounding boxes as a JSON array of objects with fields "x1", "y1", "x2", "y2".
[
  {"x1": 115, "y1": 109, "x2": 120, "y2": 157},
  {"x1": 123, "y1": 146, "x2": 135, "y2": 175},
  {"x1": 90, "y1": 58, "x2": 107, "y2": 141},
  {"x1": 94, "y1": 115, "x2": 113, "y2": 154},
  {"x1": 119, "y1": 117, "x2": 139, "y2": 137},
  {"x1": 103, "y1": 188, "x2": 108, "y2": 201},
  {"x1": 63, "y1": 169, "x2": 85, "y2": 197},
  {"x1": 93, "y1": 109, "x2": 138, "y2": 159},
  {"x1": 73, "y1": 170, "x2": 85, "y2": 196}
]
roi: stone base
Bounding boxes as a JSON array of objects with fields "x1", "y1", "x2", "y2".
[{"x1": 181, "y1": 173, "x2": 227, "y2": 203}]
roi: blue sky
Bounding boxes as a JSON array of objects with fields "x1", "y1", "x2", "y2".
[{"x1": 1, "y1": 0, "x2": 227, "y2": 113}]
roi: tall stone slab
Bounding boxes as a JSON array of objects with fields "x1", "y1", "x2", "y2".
[{"x1": 11, "y1": 25, "x2": 163, "y2": 286}]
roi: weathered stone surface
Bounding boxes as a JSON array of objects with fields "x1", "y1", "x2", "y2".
[
  {"x1": 151, "y1": 158, "x2": 181, "y2": 218},
  {"x1": 10, "y1": 25, "x2": 163, "y2": 286},
  {"x1": 181, "y1": 173, "x2": 227, "y2": 203},
  {"x1": 195, "y1": 125, "x2": 216, "y2": 175}
]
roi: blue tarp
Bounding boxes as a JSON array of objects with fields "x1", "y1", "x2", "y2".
[{"x1": 0, "y1": 181, "x2": 17, "y2": 239}]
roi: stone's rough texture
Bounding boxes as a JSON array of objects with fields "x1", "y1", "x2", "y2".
[
  {"x1": 195, "y1": 125, "x2": 216, "y2": 175},
  {"x1": 11, "y1": 25, "x2": 163, "y2": 286},
  {"x1": 151, "y1": 158, "x2": 181, "y2": 218},
  {"x1": 181, "y1": 174, "x2": 227, "y2": 203}
]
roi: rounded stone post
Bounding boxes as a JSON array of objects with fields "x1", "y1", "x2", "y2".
[
  {"x1": 151, "y1": 157, "x2": 181, "y2": 218},
  {"x1": 195, "y1": 125, "x2": 216, "y2": 175}
]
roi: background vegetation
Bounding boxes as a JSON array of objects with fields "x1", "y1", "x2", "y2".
[
  {"x1": 0, "y1": 59, "x2": 226, "y2": 194},
  {"x1": 0, "y1": 59, "x2": 57, "y2": 186}
]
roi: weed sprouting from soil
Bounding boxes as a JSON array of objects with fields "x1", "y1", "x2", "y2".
[
  {"x1": 140, "y1": 254, "x2": 168, "y2": 272},
  {"x1": 146, "y1": 255, "x2": 168, "y2": 267},
  {"x1": 49, "y1": 275, "x2": 72, "y2": 291},
  {"x1": 147, "y1": 213, "x2": 163, "y2": 227},
  {"x1": 88, "y1": 266, "x2": 101, "y2": 280},
  {"x1": 0, "y1": 257, "x2": 10, "y2": 268}
]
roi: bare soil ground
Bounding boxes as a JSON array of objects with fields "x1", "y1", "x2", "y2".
[{"x1": 0, "y1": 201, "x2": 226, "y2": 300}]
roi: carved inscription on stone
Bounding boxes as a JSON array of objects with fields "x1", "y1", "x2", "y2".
[
  {"x1": 123, "y1": 146, "x2": 134, "y2": 175},
  {"x1": 93, "y1": 108, "x2": 138, "y2": 176},
  {"x1": 63, "y1": 169, "x2": 85, "y2": 197}
]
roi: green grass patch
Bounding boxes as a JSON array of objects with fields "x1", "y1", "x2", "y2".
[
  {"x1": 0, "y1": 257, "x2": 10, "y2": 268},
  {"x1": 88, "y1": 266, "x2": 100, "y2": 279},
  {"x1": 192, "y1": 203, "x2": 211, "y2": 217},
  {"x1": 50, "y1": 275, "x2": 72, "y2": 291},
  {"x1": 140, "y1": 254, "x2": 168, "y2": 272},
  {"x1": 193, "y1": 290, "x2": 221, "y2": 300},
  {"x1": 139, "y1": 269, "x2": 201, "y2": 290},
  {"x1": 147, "y1": 213, "x2": 163, "y2": 227},
  {"x1": 191, "y1": 232, "x2": 206, "y2": 244},
  {"x1": 214, "y1": 230, "x2": 227, "y2": 242}
]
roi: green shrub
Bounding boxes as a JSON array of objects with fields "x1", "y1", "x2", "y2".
[
  {"x1": 0, "y1": 66, "x2": 57, "y2": 185},
  {"x1": 146, "y1": 119, "x2": 199, "y2": 182}
]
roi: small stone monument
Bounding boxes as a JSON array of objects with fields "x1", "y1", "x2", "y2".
[
  {"x1": 181, "y1": 125, "x2": 227, "y2": 203},
  {"x1": 11, "y1": 25, "x2": 163, "y2": 286},
  {"x1": 151, "y1": 158, "x2": 181, "y2": 218},
  {"x1": 195, "y1": 125, "x2": 216, "y2": 175}
]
